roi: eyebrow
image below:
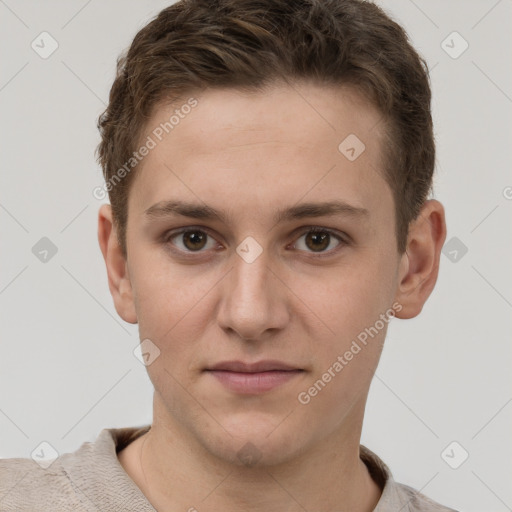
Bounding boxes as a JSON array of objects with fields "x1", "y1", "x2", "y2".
[{"x1": 144, "y1": 200, "x2": 369, "y2": 225}]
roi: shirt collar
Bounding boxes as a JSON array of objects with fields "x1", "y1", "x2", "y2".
[{"x1": 61, "y1": 425, "x2": 409, "y2": 511}]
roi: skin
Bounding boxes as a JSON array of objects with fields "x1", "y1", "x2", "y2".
[{"x1": 98, "y1": 81, "x2": 446, "y2": 512}]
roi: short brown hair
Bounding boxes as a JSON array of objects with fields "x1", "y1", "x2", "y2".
[{"x1": 96, "y1": 0, "x2": 435, "y2": 257}]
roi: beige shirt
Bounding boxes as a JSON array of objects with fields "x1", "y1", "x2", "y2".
[{"x1": 0, "y1": 425, "x2": 458, "y2": 511}]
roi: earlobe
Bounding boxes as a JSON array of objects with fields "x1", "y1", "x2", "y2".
[
  {"x1": 97, "y1": 204, "x2": 138, "y2": 324},
  {"x1": 393, "y1": 199, "x2": 447, "y2": 319}
]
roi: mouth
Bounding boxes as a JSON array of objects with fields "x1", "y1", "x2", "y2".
[{"x1": 204, "y1": 360, "x2": 305, "y2": 394}]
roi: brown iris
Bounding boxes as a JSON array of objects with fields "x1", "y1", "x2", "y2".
[
  {"x1": 305, "y1": 231, "x2": 330, "y2": 252},
  {"x1": 182, "y1": 230, "x2": 207, "y2": 251}
]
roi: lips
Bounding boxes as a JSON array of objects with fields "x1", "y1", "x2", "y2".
[
  {"x1": 207, "y1": 360, "x2": 302, "y2": 373},
  {"x1": 205, "y1": 360, "x2": 305, "y2": 394}
]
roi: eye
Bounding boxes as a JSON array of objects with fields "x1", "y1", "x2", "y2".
[
  {"x1": 163, "y1": 226, "x2": 348, "y2": 257},
  {"x1": 292, "y1": 227, "x2": 346, "y2": 254},
  {"x1": 165, "y1": 228, "x2": 218, "y2": 253}
]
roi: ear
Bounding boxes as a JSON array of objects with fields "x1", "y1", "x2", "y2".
[
  {"x1": 394, "y1": 199, "x2": 447, "y2": 319},
  {"x1": 97, "y1": 204, "x2": 138, "y2": 324}
]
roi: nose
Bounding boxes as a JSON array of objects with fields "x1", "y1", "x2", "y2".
[{"x1": 216, "y1": 245, "x2": 289, "y2": 342}]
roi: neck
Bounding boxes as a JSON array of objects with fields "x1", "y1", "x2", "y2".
[{"x1": 119, "y1": 395, "x2": 382, "y2": 512}]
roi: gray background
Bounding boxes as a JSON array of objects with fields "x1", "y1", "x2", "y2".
[{"x1": 1, "y1": 1, "x2": 511, "y2": 511}]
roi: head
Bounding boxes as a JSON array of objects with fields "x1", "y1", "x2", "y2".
[{"x1": 97, "y1": 0, "x2": 446, "y2": 467}]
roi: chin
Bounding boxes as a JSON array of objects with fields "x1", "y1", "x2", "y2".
[{"x1": 200, "y1": 416, "x2": 308, "y2": 468}]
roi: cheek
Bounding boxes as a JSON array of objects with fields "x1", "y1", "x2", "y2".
[
  {"x1": 302, "y1": 254, "x2": 395, "y2": 387},
  {"x1": 313, "y1": 259, "x2": 393, "y2": 337},
  {"x1": 129, "y1": 261, "x2": 216, "y2": 380},
  {"x1": 297, "y1": 271, "x2": 391, "y2": 416}
]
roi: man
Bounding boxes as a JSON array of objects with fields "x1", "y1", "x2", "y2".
[{"x1": 0, "y1": 0, "x2": 457, "y2": 510}]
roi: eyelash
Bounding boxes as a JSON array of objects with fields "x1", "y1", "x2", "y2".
[{"x1": 162, "y1": 226, "x2": 350, "y2": 258}]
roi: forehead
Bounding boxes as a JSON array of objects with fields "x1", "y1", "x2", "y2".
[
  {"x1": 147, "y1": 83, "x2": 382, "y2": 156},
  {"x1": 129, "y1": 82, "x2": 390, "y2": 223}
]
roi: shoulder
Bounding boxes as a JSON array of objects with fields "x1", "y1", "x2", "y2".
[
  {"x1": 0, "y1": 425, "x2": 152, "y2": 512},
  {"x1": 360, "y1": 444, "x2": 459, "y2": 512},
  {"x1": 0, "y1": 456, "x2": 86, "y2": 511},
  {"x1": 393, "y1": 482, "x2": 459, "y2": 511}
]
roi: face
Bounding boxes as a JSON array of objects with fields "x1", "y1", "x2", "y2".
[{"x1": 117, "y1": 82, "x2": 406, "y2": 466}]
